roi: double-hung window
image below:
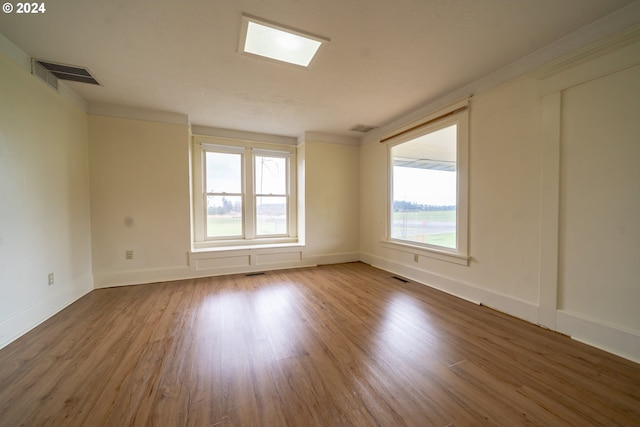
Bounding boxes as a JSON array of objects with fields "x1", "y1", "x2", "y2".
[
  {"x1": 192, "y1": 137, "x2": 297, "y2": 248},
  {"x1": 385, "y1": 104, "x2": 469, "y2": 264}
]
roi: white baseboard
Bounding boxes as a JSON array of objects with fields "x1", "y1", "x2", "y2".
[
  {"x1": 93, "y1": 261, "x2": 322, "y2": 289},
  {"x1": 304, "y1": 251, "x2": 361, "y2": 266},
  {"x1": 95, "y1": 249, "x2": 360, "y2": 289},
  {"x1": 361, "y1": 251, "x2": 640, "y2": 364},
  {"x1": 93, "y1": 266, "x2": 193, "y2": 288},
  {"x1": 9, "y1": 254, "x2": 639, "y2": 365},
  {"x1": 557, "y1": 310, "x2": 640, "y2": 364},
  {"x1": 0, "y1": 277, "x2": 93, "y2": 350},
  {"x1": 360, "y1": 251, "x2": 539, "y2": 324}
]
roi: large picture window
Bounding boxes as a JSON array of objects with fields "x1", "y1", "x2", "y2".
[
  {"x1": 192, "y1": 137, "x2": 297, "y2": 248},
  {"x1": 391, "y1": 124, "x2": 457, "y2": 248},
  {"x1": 386, "y1": 105, "x2": 469, "y2": 263}
]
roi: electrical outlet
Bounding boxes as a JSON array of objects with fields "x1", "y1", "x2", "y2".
[
  {"x1": 126, "y1": 250, "x2": 133, "y2": 260},
  {"x1": 48, "y1": 273, "x2": 54, "y2": 286}
]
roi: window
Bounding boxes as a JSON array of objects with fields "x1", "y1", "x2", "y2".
[
  {"x1": 386, "y1": 106, "x2": 469, "y2": 263},
  {"x1": 192, "y1": 137, "x2": 297, "y2": 248}
]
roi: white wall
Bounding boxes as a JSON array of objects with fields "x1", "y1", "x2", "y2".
[
  {"x1": 304, "y1": 140, "x2": 360, "y2": 265},
  {"x1": 89, "y1": 120, "x2": 361, "y2": 286},
  {"x1": 89, "y1": 115, "x2": 192, "y2": 287},
  {"x1": 360, "y1": 30, "x2": 640, "y2": 362},
  {"x1": 0, "y1": 49, "x2": 93, "y2": 349}
]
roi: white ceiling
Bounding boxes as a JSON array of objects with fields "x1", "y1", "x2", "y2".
[{"x1": 0, "y1": 0, "x2": 637, "y2": 138}]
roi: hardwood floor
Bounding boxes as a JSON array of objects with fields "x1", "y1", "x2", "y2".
[{"x1": 0, "y1": 262, "x2": 639, "y2": 426}]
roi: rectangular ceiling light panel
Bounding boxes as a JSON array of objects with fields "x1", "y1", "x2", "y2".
[{"x1": 240, "y1": 15, "x2": 328, "y2": 68}]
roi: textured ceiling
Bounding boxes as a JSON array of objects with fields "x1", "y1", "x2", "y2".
[{"x1": 0, "y1": 0, "x2": 637, "y2": 138}]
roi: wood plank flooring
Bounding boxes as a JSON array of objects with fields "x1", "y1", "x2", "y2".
[{"x1": 0, "y1": 262, "x2": 639, "y2": 426}]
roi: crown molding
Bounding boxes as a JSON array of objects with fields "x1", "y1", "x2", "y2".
[{"x1": 88, "y1": 102, "x2": 189, "y2": 126}]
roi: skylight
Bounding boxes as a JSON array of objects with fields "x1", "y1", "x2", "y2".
[{"x1": 239, "y1": 15, "x2": 328, "y2": 68}]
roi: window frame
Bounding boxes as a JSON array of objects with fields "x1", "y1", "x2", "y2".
[
  {"x1": 192, "y1": 136, "x2": 297, "y2": 249},
  {"x1": 253, "y1": 149, "x2": 291, "y2": 238},
  {"x1": 384, "y1": 106, "x2": 470, "y2": 265}
]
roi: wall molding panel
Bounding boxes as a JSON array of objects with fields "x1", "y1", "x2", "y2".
[{"x1": 535, "y1": 33, "x2": 640, "y2": 363}]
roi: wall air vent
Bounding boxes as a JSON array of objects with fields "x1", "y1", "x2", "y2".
[
  {"x1": 31, "y1": 60, "x2": 58, "y2": 90},
  {"x1": 349, "y1": 123, "x2": 378, "y2": 133},
  {"x1": 33, "y1": 60, "x2": 100, "y2": 85}
]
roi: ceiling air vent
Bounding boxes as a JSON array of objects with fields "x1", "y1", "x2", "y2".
[
  {"x1": 33, "y1": 60, "x2": 100, "y2": 85},
  {"x1": 349, "y1": 123, "x2": 378, "y2": 133}
]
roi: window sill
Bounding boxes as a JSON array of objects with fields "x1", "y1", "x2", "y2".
[
  {"x1": 382, "y1": 240, "x2": 470, "y2": 266},
  {"x1": 191, "y1": 239, "x2": 303, "y2": 253}
]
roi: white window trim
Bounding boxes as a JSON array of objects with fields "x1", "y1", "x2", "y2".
[
  {"x1": 192, "y1": 135, "x2": 298, "y2": 250},
  {"x1": 384, "y1": 104, "x2": 470, "y2": 265},
  {"x1": 253, "y1": 149, "x2": 292, "y2": 238}
]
